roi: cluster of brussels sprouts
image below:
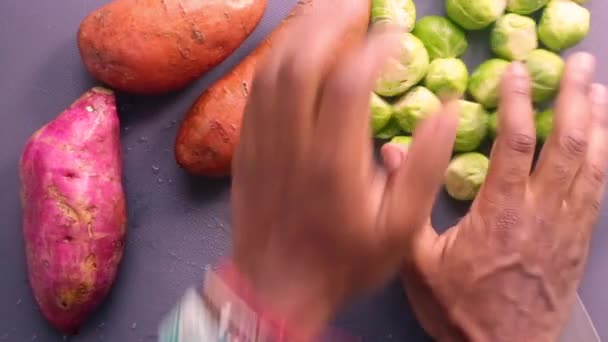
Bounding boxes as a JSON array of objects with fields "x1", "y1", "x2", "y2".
[{"x1": 369, "y1": 0, "x2": 590, "y2": 201}]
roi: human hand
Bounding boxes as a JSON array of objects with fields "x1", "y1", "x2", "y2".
[
  {"x1": 389, "y1": 53, "x2": 608, "y2": 342},
  {"x1": 230, "y1": 5, "x2": 460, "y2": 339}
]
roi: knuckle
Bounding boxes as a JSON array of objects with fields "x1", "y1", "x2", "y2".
[
  {"x1": 551, "y1": 162, "x2": 572, "y2": 183},
  {"x1": 508, "y1": 76, "x2": 531, "y2": 99},
  {"x1": 559, "y1": 131, "x2": 588, "y2": 158},
  {"x1": 505, "y1": 132, "x2": 536, "y2": 154}
]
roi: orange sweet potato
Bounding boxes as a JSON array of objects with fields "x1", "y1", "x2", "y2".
[
  {"x1": 78, "y1": 0, "x2": 268, "y2": 95},
  {"x1": 175, "y1": 0, "x2": 372, "y2": 177}
]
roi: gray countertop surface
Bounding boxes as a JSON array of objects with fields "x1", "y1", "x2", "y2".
[{"x1": 0, "y1": 0, "x2": 606, "y2": 341}]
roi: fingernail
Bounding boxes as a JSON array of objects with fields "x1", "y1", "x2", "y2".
[
  {"x1": 590, "y1": 83, "x2": 608, "y2": 104},
  {"x1": 571, "y1": 52, "x2": 596, "y2": 76},
  {"x1": 510, "y1": 62, "x2": 528, "y2": 77},
  {"x1": 382, "y1": 144, "x2": 405, "y2": 172}
]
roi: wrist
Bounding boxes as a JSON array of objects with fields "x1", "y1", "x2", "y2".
[
  {"x1": 158, "y1": 262, "x2": 352, "y2": 342},
  {"x1": 231, "y1": 256, "x2": 341, "y2": 340}
]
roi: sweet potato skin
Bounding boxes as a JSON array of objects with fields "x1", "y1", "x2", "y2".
[
  {"x1": 20, "y1": 88, "x2": 126, "y2": 334},
  {"x1": 175, "y1": 0, "x2": 372, "y2": 177},
  {"x1": 78, "y1": 0, "x2": 268, "y2": 94}
]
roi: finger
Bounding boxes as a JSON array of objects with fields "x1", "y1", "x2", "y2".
[
  {"x1": 273, "y1": 4, "x2": 368, "y2": 153},
  {"x1": 240, "y1": 2, "x2": 342, "y2": 159},
  {"x1": 568, "y1": 84, "x2": 608, "y2": 231},
  {"x1": 239, "y1": 24, "x2": 293, "y2": 161},
  {"x1": 383, "y1": 101, "x2": 460, "y2": 240},
  {"x1": 314, "y1": 26, "x2": 401, "y2": 170},
  {"x1": 236, "y1": 54, "x2": 280, "y2": 177},
  {"x1": 381, "y1": 143, "x2": 409, "y2": 173},
  {"x1": 235, "y1": 3, "x2": 348, "y2": 169},
  {"x1": 531, "y1": 52, "x2": 596, "y2": 212},
  {"x1": 480, "y1": 62, "x2": 535, "y2": 206}
]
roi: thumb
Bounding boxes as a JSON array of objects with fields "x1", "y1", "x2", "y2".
[{"x1": 381, "y1": 101, "x2": 460, "y2": 246}]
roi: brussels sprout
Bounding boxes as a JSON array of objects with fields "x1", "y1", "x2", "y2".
[
  {"x1": 536, "y1": 108, "x2": 554, "y2": 142},
  {"x1": 538, "y1": 0, "x2": 590, "y2": 52},
  {"x1": 393, "y1": 86, "x2": 442, "y2": 133},
  {"x1": 412, "y1": 16, "x2": 468, "y2": 59},
  {"x1": 525, "y1": 49, "x2": 564, "y2": 103},
  {"x1": 445, "y1": 152, "x2": 490, "y2": 201},
  {"x1": 375, "y1": 117, "x2": 403, "y2": 139},
  {"x1": 506, "y1": 0, "x2": 550, "y2": 14},
  {"x1": 446, "y1": 0, "x2": 507, "y2": 30},
  {"x1": 371, "y1": 0, "x2": 417, "y2": 32},
  {"x1": 488, "y1": 111, "x2": 499, "y2": 139},
  {"x1": 424, "y1": 58, "x2": 469, "y2": 98},
  {"x1": 375, "y1": 33, "x2": 430, "y2": 97},
  {"x1": 455, "y1": 101, "x2": 489, "y2": 152},
  {"x1": 468, "y1": 59, "x2": 510, "y2": 109},
  {"x1": 491, "y1": 14, "x2": 538, "y2": 61},
  {"x1": 390, "y1": 136, "x2": 413, "y2": 147},
  {"x1": 370, "y1": 93, "x2": 393, "y2": 134}
]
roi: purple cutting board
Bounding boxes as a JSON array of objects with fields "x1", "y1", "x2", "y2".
[{"x1": 0, "y1": 0, "x2": 606, "y2": 341}]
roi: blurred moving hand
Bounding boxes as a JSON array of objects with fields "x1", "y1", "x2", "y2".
[
  {"x1": 383, "y1": 54, "x2": 608, "y2": 341},
  {"x1": 230, "y1": 5, "x2": 459, "y2": 340}
]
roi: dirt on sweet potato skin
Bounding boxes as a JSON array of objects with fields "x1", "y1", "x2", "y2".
[
  {"x1": 77, "y1": 0, "x2": 268, "y2": 95},
  {"x1": 20, "y1": 87, "x2": 127, "y2": 334},
  {"x1": 175, "y1": 0, "x2": 372, "y2": 177}
]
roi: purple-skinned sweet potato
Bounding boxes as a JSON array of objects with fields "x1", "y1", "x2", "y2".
[{"x1": 19, "y1": 87, "x2": 127, "y2": 334}]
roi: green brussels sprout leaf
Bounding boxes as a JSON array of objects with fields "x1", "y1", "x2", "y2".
[
  {"x1": 412, "y1": 16, "x2": 468, "y2": 59},
  {"x1": 375, "y1": 33, "x2": 430, "y2": 97},
  {"x1": 393, "y1": 86, "x2": 442, "y2": 133},
  {"x1": 370, "y1": 92, "x2": 393, "y2": 134},
  {"x1": 455, "y1": 100, "x2": 489, "y2": 152},
  {"x1": 538, "y1": 0, "x2": 590, "y2": 52},
  {"x1": 424, "y1": 58, "x2": 469, "y2": 98},
  {"x1": 374, "y1": 117, "x2": 403, "y2": 139},
  {"x1": 491, "y1": 13, "x2": 538, "y2": 61},
  {"x1": 371, "y1": 0, "x2": 417, "y2": 32},
  {"x1": 446, "y1": 0, "x2": 507, "y2": 30},
  {"x1": 525, "y1": 49, "x2": 565, "y2": 103},
  {"x1": 536, "y1": 108, "x2": 554, "y2": 142},
  {"x1": 487, "y1": 111, "x2": 499, "y2": 140},
  {"x1": 390, "y1": 136, "x2": 413, "y2": 147},
  {"x1": 507, "y1": 0, "x2": 549, "y2": 15},
  {"x1": 468, "y1": 59, "x2": 510, "y2": 109},
  {"x1": 445, "y1": 152, "x2": 490, "y2": 201}
]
